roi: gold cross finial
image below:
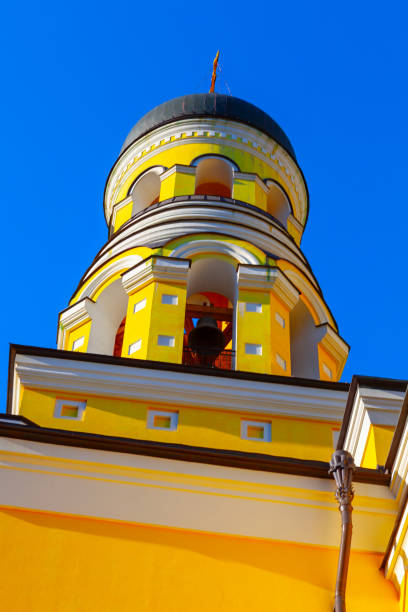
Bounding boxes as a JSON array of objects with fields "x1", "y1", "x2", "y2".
[{"x1": 209, "y1": 51, "x2": 220, "y2": 93}]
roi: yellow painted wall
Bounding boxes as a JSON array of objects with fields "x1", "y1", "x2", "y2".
[
  {"x1": 19, "y1": 387, "x2": 340, "y2": 462},
  {"x1": 0, "y1": 508, "x2": 398, "y2": 611},
  {"x1": 236, "y1": 289, "x2": 272, "y2": 375},
  {"x1": 112, "y1": 200, "x2": 132, "y2": 233},
  {"x1": 287, "y1": 217, "x2": 302, "y2": 246},
  {"x1": 318, "y1": 345, "x2": 339, "y2": 382},
  {"x1": 110, "y1": 141, "x2": 303, "y2": 225},
  {"x1": 270, "y1": 293, "x2": 292, "y2": 376},
  {"x1": 160, "y1": 169, "x2": 196, "y2": 201},
  {"x1": 65, "y1": 320, "x2": 92, "y2": 353},
  {"x1": 361, "y1": 425, "x2": 395, "y2": 469},
  {"x1": 121, "y1": 280, "x2": 187, "y2": 364}
]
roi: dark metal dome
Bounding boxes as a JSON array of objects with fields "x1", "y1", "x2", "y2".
[{"x1": 121, "y1": 93, "x2": 296, "y2": 159}]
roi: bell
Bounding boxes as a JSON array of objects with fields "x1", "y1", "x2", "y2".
[{"x1": 188, "y1": 316, "x2": 226, "y2": 366}]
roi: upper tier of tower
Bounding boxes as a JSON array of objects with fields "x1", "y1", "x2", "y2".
[
  {"x1": 58, "y1": 93, "x2": 348, "y2": 382},
  {"x1": 104, "y1": 93, "x2": 308, "y2": 243}
]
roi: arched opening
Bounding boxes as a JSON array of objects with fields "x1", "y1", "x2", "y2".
[
  {"x1": 289, "y1": 299, "x2": 319, "y2": 378},
  {"x1": 113, "y1": 316, "x2": 126, "y2": 357},
  {"x1": 183, "y1": 258, "x2": 237, "y2": 369},
  {"x1": 266, "y1": 180, "x2": 292, "y2": 226},
  {"x1": 87, "y1": 279, "x2": 128, "y2": 356},
  {"x1": 130, "y1": 167, "x2": 164, "y2": 216},
  {"x1": 194, "y1": 157, "x2": 234, "y2": 198}
]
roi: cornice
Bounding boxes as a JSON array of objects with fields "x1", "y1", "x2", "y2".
[
  {"x1": 0, "y1": 427, "x2": 394, "y2": 551},
  {"x1": 103, "y1": 118, "x2": 308, "y2": 227},
  {"x1": 121, "y1": 256, "x2": 191, "y2": 295},
  {"x1": 237, "y1": 265, "x2": 300, "y2": 309},
  {"x1": 10, "y1": 349, "x2": 349, "y2": 422},
  {"x1": 317, "y1": 324, "x2": 350, "y2": 372},
  {"x1": 287, "y1": 213, "x2": 303, "y2": 234},
  {"x1": 160, "y1": 165, "x2": 196, "y2": 181},
  {"x1": 343, "y1": 385, "x2": 404, "y2": 466},
  {"x1": 83, "y1": 208, "x2": 316, "y2": 289},
  {"x1": 110, "y1": 196, "x2": 132, "y2": 232},
  {"x1": 57, "y1": 298, "x2": 95, "y2": 349}
]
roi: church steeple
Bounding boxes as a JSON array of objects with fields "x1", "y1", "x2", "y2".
[{"x1": 58, "y1": 93, "x2": 349, "y2": 381}]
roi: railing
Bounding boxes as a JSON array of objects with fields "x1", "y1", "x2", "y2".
[{"x1": 182, "y1": 346, "x2": 234, "y2": 370}]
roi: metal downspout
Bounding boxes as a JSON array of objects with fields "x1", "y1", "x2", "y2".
[{"x1": 329, "y1": 450, "x2": 355, "y2": 612}]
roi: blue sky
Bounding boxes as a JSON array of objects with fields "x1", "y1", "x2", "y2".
[{"x1": 1, "y1": 0, "x2": 408, "y2": 405}]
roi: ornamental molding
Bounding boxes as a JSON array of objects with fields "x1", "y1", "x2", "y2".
[
  {"x1": 85, "y1": 214, "x2": 316, "y2": 288},
  {"x1": 74, "y1": 254, "x2": 144, "y2": 303},
  {"x1": 0, "y1": 434, "x2": 394, "y2": 551},
  {"x1": 160, "y1": 165, "x2": 196, "y2": 181},
  {"x1": 57, "y1": 298, "x2": 95, "y2": 349},
  {"x1": 287, "y1": 213, "x2": 303, "y2": 234},
  {"x1": 168, "y1": 238, "x2": 260, "y2": 266},
  {"x1": 343, "y1": 385, "x2": 404, "y2": 467},
  {"x1": 317, "y1": 324, "x2": 349, "y2": 367},
  {"x1": 11, "y1": 352, "x2": 349, "y2": 422},
  {"x1": 237, "y1": 265, "x2": 300, "y2": 310},
  {"x1": 104, "y1": 118, "x2": 307, "y2": 226},
  {"x1": 121, "y1": 256, "x2": 191, "y2": 295},
  {"x1": 104, "y1": 199, "x2": 306, "y2": 267},
  {"x1": 282, "y1": 268, "x2": 333, "y2": 326},
  {"x1": 390, "y1": 409, "x2": 408, "y2": 500},
  {"x1": 111, "y1": 196, "x2": 132, "y2": 231}
]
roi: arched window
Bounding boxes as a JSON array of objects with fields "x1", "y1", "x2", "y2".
[
  {"x1": 194, "y1": 156, "x2": 235, "y2": 198},
  {"x1": 265, "y1": 180, "x2": 292, "y2": 226},
  {"x1": 130, "y1": 167, "x2": 165, "y2": 216}
]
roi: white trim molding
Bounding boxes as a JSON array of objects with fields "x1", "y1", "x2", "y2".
[
  {"x1": 344, "y1": 385, "x2": 404, "y2": 466},
  {"x1": 54, "y1": 399, "x2": 86, "y2": 421},
  {"x1": 317, "y1": 324, "x2": 349, "y2": 377},
  {"x1": 237, "y1": 265, "x2": 300, "y2": 310},
  {"x1": 0, "y1": 436, "x2": 396, "y2": 551},
  {"x1": 121, "y1": 256, "x2": 191, "y2": 295},
  {"x1": 11, "y1": 352, "x2": 348, "y2": 422},
  {"x1": 57, "y1": 298, "x2": 95, "y2": 350},
  {"x1": 104, "y1": 118, "x2": 308, "y2": 227}
]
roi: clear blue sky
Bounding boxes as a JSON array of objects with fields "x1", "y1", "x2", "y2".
[{"x1": 1, "y1": 0, "x2": 408, "y2": 406}]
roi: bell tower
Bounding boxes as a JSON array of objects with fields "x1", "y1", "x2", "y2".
[{"x1": 58, "y1": 93, "x2": 349, "y2": 381}]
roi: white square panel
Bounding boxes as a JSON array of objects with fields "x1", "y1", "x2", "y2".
[
  {"x1": 157, "y1": 335, "x2": 175, "y2": 347},
  {"x1": 245, "y1": 343, "x2": 262, "y2": 355},
  {"x1": 245, "y1": 302, "x2": 262, "y2": 313},
  {"x1": 161, "y1": 294, "x2": 178, "y2": 305},
  {"x1": 133, "y1": 298, "x2": 147, "y2": 313},
  {"x1": 128, "y1": 339, "x2": 142, "y2": 355},
  {"x1": 72, "y1": 336, "x2": 84, "y2": 351},
  {"x1": 147, "y1": 410, "x2": 178, "y2": 431},
  {"x1": 241, "y1": 420, "x2": 271, "y2": 442}
]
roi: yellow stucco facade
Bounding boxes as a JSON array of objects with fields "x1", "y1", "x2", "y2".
[
  {"x1": 3, "y1": 92, "x2": 407, "y2": 611},
  {"x1": 0, "y1": 508, "x2": 398, "y2": 612}
]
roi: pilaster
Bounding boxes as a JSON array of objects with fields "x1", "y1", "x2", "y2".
[
  {"x1": 236, "y1": 265, "x2": 299, "y2": 375},
  {"x1": 57, "y1": 298, "x2": 95, "y2": 352},
  {"x1": 121, "y1": 256, "x2": 190, "y2": 363}
]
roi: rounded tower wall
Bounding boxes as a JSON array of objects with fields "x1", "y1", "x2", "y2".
[{"x1": 58, "y1": 95, "x2": 348, "y2": 381}]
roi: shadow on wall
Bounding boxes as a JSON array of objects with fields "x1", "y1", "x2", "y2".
[{"x1": 0, "y1": 508, "x2": 397, "y2": 611}]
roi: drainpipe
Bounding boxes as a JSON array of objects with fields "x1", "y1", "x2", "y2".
[{"x1": 329, "y1": 450, "x2": 355, "y2": 612}]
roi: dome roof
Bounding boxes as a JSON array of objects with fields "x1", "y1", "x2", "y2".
[{"x1": 121, "y1": 93, "x2": 296, "y2": 159}]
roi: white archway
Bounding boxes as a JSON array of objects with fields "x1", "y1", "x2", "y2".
[
  {"x1": 87, "y1": 279, "x2": 128, "y2": 356},
  {"x1": 195, "y1": 157, "x2": 234, "y2": 198},
  {"x1": 131, "y1": 167, "x2": 165, "y2": 216},
  {"x1": 266, "y1": 180, "x2": 292, "y2": 226},
  {"x1": 169, "y1": 239, "x2": 260, "y2": 265}
]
